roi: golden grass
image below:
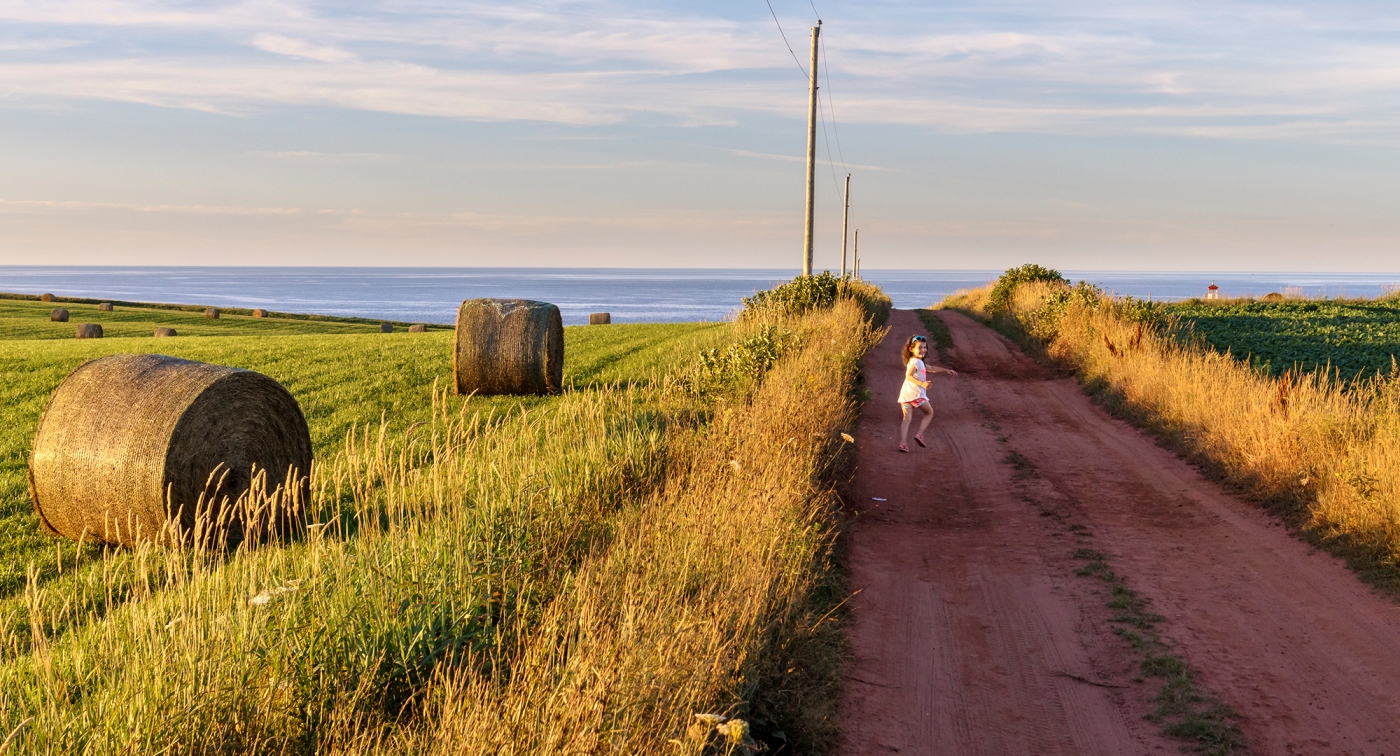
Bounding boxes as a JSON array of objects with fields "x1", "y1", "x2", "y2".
[
  {"x1": 942, "y1": 283, "x2": 1400, "y2": 585},
  {"x1": 0, "y1": 300, "x2": 877, "y2": 754}
]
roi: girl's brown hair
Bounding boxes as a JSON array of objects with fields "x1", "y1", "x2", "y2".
[{"x1": 901, "y1": 335, "x2": 927, "y2": 366}]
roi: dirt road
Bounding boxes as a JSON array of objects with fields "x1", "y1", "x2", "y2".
[{"x1": 839, "y1": 309, "x2": 1400, "y2": 755}]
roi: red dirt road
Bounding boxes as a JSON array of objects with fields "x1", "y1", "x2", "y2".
[{"x1": 839, "y1": 309, "x2": 1400, "y2": 755}]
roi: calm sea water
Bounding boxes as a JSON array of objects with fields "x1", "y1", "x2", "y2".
[{"x1": 1, "y1": 267, "x2": 1397, "y2": 325}]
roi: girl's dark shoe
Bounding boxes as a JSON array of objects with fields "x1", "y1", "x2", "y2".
[{"x1": 914, "y1": 434, "x2": 926, "y2": 448}]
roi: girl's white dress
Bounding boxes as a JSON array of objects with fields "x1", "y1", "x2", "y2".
[{"x1": 898, "y1": 358, "x2": 928, "y2": 406}]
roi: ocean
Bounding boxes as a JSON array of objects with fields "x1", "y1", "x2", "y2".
[{"x1": 1, "y1": 267, "x2": 1396, "y2": 326}]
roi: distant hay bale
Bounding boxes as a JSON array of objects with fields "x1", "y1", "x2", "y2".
[
  {"x1": 380, "y1": 323, "x2": 393, "y2": 333},
  {"x1": 50, "y1": 309, "x2": 69, "y2": 322},
  {"x1": 40, "y1": 293, "x2": 53, "y2": 302},
  {"x1": 98, "y1": 303, "x2": 113, "y2": 312},
  {"x1": 28, "y1": 354, "x2": 312, "y2": 547},
  {"x1": 589, "y1": 312, "x2": 612, "y2": 325},
  {"x1": 154, "y1": 327, "x2": 177, "y2": 338},
  {"x1": 252, "y1": 309, "x2": 267, "y2": 318},
  {"x1": 408, "y1": 323, "x2": 427, "y2": 333},
  {"x1": 75, "y1": 324, "x2": 102, "y2": 339},
  {"x1": 204, "y1": 308, "x2": 220, "y2": 319},
  {"x1": 453, "y1": 299, "x2": 563, "y2": 396},
  {"x1": 1263, "y1": 292, "x2": 1284, "y2": 302}
]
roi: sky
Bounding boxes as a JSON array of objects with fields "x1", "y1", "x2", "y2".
[{"x1": 2, "y1": 1, "x2": 1400, "y2": 271}]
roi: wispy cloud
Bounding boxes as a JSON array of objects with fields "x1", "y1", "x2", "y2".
[{"x1": 2, "y1": 1, "x2": 1399, "y2": 140}]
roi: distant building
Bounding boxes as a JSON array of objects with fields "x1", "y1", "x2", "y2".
[{"x1": 1206, "y1": 282, "x2": 1219, "y2": 300}]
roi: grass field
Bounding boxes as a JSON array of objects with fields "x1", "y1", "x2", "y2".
[
  {"x1": 0, "y1": 307, "x2": 725, "y2": 629},
  {"x1": 0, "y1": 285, "x2": 878, "y2": 755},
  {"x1": 1168, "y1": 298, "x2": 1400, "y2": 380}
]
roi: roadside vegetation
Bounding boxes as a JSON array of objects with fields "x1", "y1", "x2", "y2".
[
  {"x1": 938, "y1": 267, "x2": 1400, "y2": 594},
  {"x1": 0, "y1": 278, "x2": 883, "y2": 754}
]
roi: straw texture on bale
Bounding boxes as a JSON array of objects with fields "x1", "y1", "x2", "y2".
[
  {"x1": 50, "y1": 309, "x2": 69, "y2": 323},
  {"x1": 380, "y1": 323, "x2": 393, "y2": 333},
  {"x1": 453, "y1": 298, "x2": 564, "y2": 396},
  {"x1": 75, "y1": 324, "x2": 102, "y2": 339},
  {"x1": 98, "y1": 302, "x2": 113, "y2": 311},
  {"x1": 252, "y1": 309, "x2": 267, "y2": 318},
  {"x1": 589, "y1": 312, "x2": 612, "y2": 325},
  {"x1": 204, "y1": 307, "x2": 220, "y2": 319},
  {"x1": 40, "y1": 293, "x2": 53, "y2": 302},
  {"x1": 28, "y1": 354, "x2": 312, "y2": 547},
  {"x1": 408, "y1": 323, "x2": 427, "y2": 333},
  {"x1": 154, "y1": 327, "x2": 177, "y2": 338}
]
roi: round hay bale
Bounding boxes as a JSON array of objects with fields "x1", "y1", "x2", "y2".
[
  {"x1": 380, "y1": 323, "x2": 393, "y2": 333},
  {"x1": 408, "y1": 323, "x2": 427, "y2": 333},
  {"x1": 204, "y1": 307, "x2": 220, "y2": 319},
  {"x1": 75, "y1": 324, "x2": 102, "y2": 339},
  {"x1": 251, "y1": 309, "x2": 267, "y2": 318},
  {"x1": 154, "y1": 327, "x2": 177, "y2": 338},
  {"x1": 28, "y1": 354, "x2": 312, "y2": 547},
  {"x1": 40, "y1": 293, "x2": 54, "y2": 302},
  {"x1": 589, "y1": 312, "x2": 612, "y2": 325},
  {"x1": 453, "y1": 299, "x2": 563, "y2": 396},
  {"x1": 1263, "y1": 292, "x2": 1284, "y2": 302},
  {"x1": 50, "y1": 308, "x2": 69, "y2": 322},
  {"x1": 98, "y1": 303, "x2": 114, "y2": 312}
]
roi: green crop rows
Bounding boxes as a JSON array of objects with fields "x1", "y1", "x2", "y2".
[{"x1": 1169, "y1": 299, "x2": 1400, "y2": 380}]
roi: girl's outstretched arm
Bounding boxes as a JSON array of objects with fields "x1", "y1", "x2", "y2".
[{"x1": 929, "y1": 365, "x2": 958, "y2": 376}]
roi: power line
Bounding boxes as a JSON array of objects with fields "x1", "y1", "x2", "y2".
[
  {"x1": 817, "y1": 87, "x2": 842, "y2": 197},
  {"x1": 764, "y1": 0, "x2": 809, "y2": 78},
  {"x1": 807, "y1": 0, "x2": 821, "y2": 21},
  {"x1": 819, "y1": 34, "x2": 847, "y2": 175}
]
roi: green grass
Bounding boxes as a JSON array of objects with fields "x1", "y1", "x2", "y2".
[
  {"x1": 0, "y1": 318, "x2": 725, "y2": 608},
  {"x1": 1169, "y1": 299, "x2": 1400, "y2": 380},
  {"x1": 0, "y1": 297, "x2": 451, "y2": 340}
]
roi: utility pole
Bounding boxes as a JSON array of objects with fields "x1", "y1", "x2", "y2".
[
  {"x1": 840, "y1": 173, "x2": 851, "y2": 277},
  {"x1": 802, "y1": 21, "x2": 821, "y2": 277},
  {"x1": 853, "y1": 229, "x2": 859, "y2": 279}
]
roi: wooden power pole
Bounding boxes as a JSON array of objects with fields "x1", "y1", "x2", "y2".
[
  {"x1": 802, "y1": 21, "x2": 821, "y2": 277},
  {"x1": 840, "y1": 173, "x2": 851, "y2": 277}
]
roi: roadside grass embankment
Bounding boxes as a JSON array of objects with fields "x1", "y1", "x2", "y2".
[
  {"x1": 0, "y1": 284, "x2": 881, "y2": 754},
  {"x1": 938, "y1": 269, "x2": 1400, "y2": 593}
]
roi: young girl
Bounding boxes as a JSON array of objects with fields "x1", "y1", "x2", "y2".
[{"x1": 898, "y1": 334, "x2": 956, "y2": 452}]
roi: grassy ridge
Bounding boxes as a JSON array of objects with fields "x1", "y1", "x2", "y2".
[
  {"x1": 1167, "y1": 298, "x2": 1400, "y2": 380},
  {"x1": 940, "y1": 276, "x2": 1400, "y2": 594}
]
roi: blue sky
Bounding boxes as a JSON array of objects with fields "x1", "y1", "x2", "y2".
[{"x1": 2, "y1": 1, "x2": 1399, "y2": 270}]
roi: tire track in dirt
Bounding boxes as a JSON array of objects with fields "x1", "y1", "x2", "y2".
[{"x1": 840, "y1": 309, "x2": 1400, "y2": 755}]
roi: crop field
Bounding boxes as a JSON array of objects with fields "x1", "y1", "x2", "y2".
[
  {"x1": 0, "y1": 307, "x2": 725, "y2": 623},
  {"x1": 0, "y1": 283, "x2": 879, "y2": 755},
  {"x1": 1169, "y1": 298, "x2": 1400, "y2": 380}
]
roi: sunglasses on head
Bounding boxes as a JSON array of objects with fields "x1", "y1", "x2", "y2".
[{"x1": 910, "y1": 336, "x2": 927, "y2": 343}]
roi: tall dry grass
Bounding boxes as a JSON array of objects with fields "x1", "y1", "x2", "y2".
[
  {"x1": 941, "y1": 282, "x2": 1400, "y2": 583},
  {"x1": 0, "y1": 300, "x2": 877, "y2": 755}
]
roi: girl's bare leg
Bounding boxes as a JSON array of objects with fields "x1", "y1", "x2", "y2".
[
  {"x1": 916, "y1": 403, "x2": 934, "y2": 440},
  {"x1": 899, "y1": 404, "x2": 913, "y2": 447}
]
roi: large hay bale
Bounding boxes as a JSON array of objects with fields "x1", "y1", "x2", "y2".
[
  {"x1": 453, "y1": 299, "x2": 563, "y2": 396},
  {"x1": 252, "y1": 309, "x2": 267, "y2": 318},
  {"x1": 98, "y1": 303, "x2": 113, "y2": 312},
  {"x1": 40, "y1": 293, "x2": 53, "y2": 302},
  {"x1": 204, "y1": 307, "x2": 220, "y2": 319},
  {"x1": 75, "y1": 324, "x2": 102, "y2": 339},
  {"x1": 380, "y1": 323, "x2": 393, "y2": 333},
  {"x1": 28, "y1": 354, "x2": 312, "y2": 547},
  {"x1": 1263, "y1": 292, "x2": 1284, "y2": 302},
  {"x1": 589, "y1": 312, "x2": 611, "y2": 325},
  {"x1": 154, "y1": 327, "x2": 177, "y2": 338},
  {"x1": 50, "y1": 309, "x2": 69, "y2": 322},
  {"x1": 408, "y1": 323, "x2": 427, "y2": 333}
]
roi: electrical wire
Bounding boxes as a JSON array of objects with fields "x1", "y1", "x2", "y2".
[
  {"x1": 819, "y1": 34, "x2": 848, "y2": 175},
  {"x1": 764, "y1": 0, "x2": 809, "y2": 79}
]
